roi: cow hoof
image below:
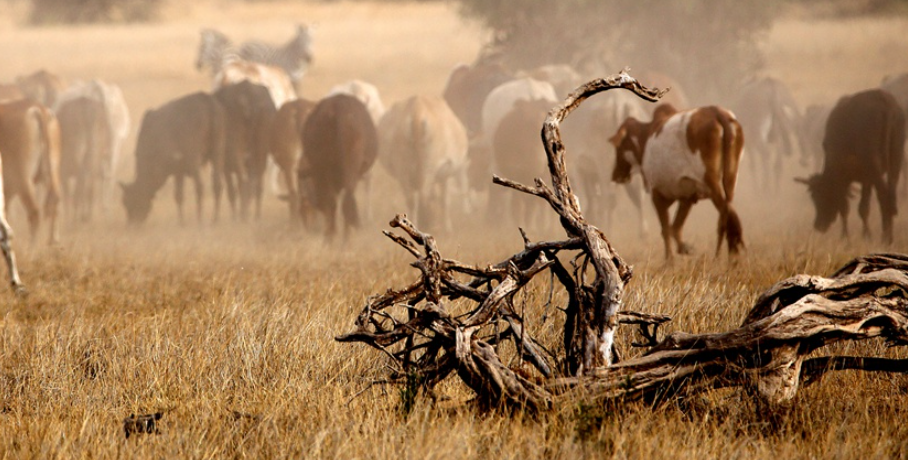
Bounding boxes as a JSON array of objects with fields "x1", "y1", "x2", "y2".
[
  {"x1": 678, "y1": 243, "x2": 693, "y2": 255},
  {"x1": 12, "y1": 284, "x2": 27, "y2": 298}
]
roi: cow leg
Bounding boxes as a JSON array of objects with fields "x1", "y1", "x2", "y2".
[
  {"x1": 253, "y1": 172, "x2": 264, "y2": 221},
  {"x1": 651, "y1": 192, "x2": 674, "y2": 261},
  {"x1": 211, "y1": 163, "x2": 223, "y2": 224},
  {"x1": 858, "y1": 182, "x2": 873, "y2": 239},
  {"x1": 16, "y1": 183, "x2": 41, "y2": 244},
  {"x1": 43, "y1": 184, "x2": 59, "y2": 246},
  {"x1": 671, "y1": 198, "x2": 696, "y2": 255},
  {"x1": 281, "y1": 167, "x2": 298, "y2": 224},
  {"x1": 224, "y1": 173, "x2": 238, "y2": 220},
  {"x1": 324, "y1": 196, "x2": 339, "y2": 241},
  {"x1": 624, "y1": 177, "x2": 648, "y2": 236},
  {"x1": 174, "y1": 174, "x2": 185, "y2": 225},
  {"x1": 873, "y1": 179, "x2": 896, "y2": 244},
  {"x1": 192, "y1": 171, "x2": 204, "y2": 224},
  {"x1": 839, "y1": 206, "x2": 850, "y2": 240},
  {"x1": 341, "y1": 188, "x2": 359, "y2": 241}
]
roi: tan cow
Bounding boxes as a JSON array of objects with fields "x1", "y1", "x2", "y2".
[
  {"x1": 0, "y1": 98, "x2": 61, "y2": 245},
  {"x1": 378, "y1": 95, "x2": 469, "y2": 230},
  {"x1": 56, "y1": 96, "x2": 111, "y2": 223},
  {"x1": 15, "y1": 69, "x2": 66, "y2": 108},
  {"x1": 270, "y1": 98, "x2": 316, "y2": 222},
  {"x1": 611, "y1": 103, "x2": 744, "y2": 260},
  {"x1": 0, "y1": 84, "x2": 24, "y2": 103}
]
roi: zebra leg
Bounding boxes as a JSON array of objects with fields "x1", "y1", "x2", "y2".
[{"x1": 0, "y1": 214, "x2": 23, "y2": 293}]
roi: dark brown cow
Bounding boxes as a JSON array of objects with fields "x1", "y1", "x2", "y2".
[
  {"x1": 611, "y1": 103, "x2": 745, "y2": 260},
  {"x1": 442, "y1": 61, "x2": 513, "y2": 136},
  {"x1": 298, "y1": 94, "x2": 378, "y2": 239},
  {"x1": 57, "y1": 96, "x2": 111, "y2": 223},
  {"x1": 880, "y1": 73, "x2": 908, "y2": 197},
  {"x1": 0, "y1": 98, "x2": 61, "y2": 245},
  {"x1": 15, "y1": 69, "x2": 66, "y2": 108},
  {"x1": 798, "y1": 89, "x2": 905, "y2": 243},
  {"x1": 271, "y1": 98, "x2": 316, "y2": 222},
  {"x1": 214, "y1": 80, "x2": 276, "y2": 220},
  {"x1": 121, "y1": 92, "x2": 226, "y2": 224}
]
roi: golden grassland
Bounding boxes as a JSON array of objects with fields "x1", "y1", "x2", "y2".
[{"x1": 0, "y1": 1, "x2": 908, "y2": 458}]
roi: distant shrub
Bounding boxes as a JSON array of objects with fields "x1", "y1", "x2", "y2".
[{"x1": 28, "y1": 0, "x2": 164, "y2": 24}]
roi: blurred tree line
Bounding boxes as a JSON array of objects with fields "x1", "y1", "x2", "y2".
[
  {"x1": 457, "y1": 0, "x2": 775, "y2": 103},
  {"x1": 27, "y1": 0, "x2": 163, "y2": 24}
]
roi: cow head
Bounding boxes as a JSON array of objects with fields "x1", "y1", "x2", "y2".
[
  {"x1": 609, "y1": 118, "x2": 645, "y2": 184},
  {"x1": 796, "y1": 174, "x2": 848, "y2": 233},
  {"x1": 121, "y1": 181, "x2": 153, "y2": 224}
]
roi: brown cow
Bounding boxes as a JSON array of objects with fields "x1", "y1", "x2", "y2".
[
  {"x1": 298, "y1": 94, "x2": 378, "y2": 239},
  {"x1": 57, "y1": 96, "x2": 111, "y2": 223},
  {"x1": 122, "y1": 92, "x2": 226, "y2": 224},
  {"x1": 0, "y1": 98, "x2": 61, "y2": 245},
  {"x1": 611, "y1": 103, "x2": 745, "y2": 260},
  {"x1": 214, "y1": 80, "x2": 276, "y2": 220},
  {"x1": 798, "y1": 89, "x2": 905, "y2": 243},
  {"x1": 442, "y1": 61, "x2": 513, "y2": 136},
  {"x1": 15, "y1": 69, "x2": 66, "y2": 108},
  {"x1": 271, "y1": 98, "x2": 317, "y2": 223}
]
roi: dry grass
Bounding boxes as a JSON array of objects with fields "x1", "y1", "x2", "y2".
[{"x1": 1, "y1": 1, "x2": 908, "y2": 458}]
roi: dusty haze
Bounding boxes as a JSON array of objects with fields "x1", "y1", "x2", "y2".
[{"x1": 0, "y1": 1, "x2": 907, "y2": 458}]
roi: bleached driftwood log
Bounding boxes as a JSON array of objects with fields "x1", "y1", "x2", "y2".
[{"x1": 337, "y1": 71, "x2": 908, "y2": 412}]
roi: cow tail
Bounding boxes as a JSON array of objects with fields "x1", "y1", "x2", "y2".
[
  {"x1": 30, "y1": 107, "x2": 47, "y2": 185},
  {"x1": 719, "y1": 111, "x2": 745, "y2": 254}
]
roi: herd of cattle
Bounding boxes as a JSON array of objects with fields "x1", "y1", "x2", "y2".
[{"x1": 0, "y1": 24, "x2": 906, "y2": 292}]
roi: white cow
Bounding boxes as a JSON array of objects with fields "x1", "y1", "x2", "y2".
[
  {"x1": 214, "y1": 58, "x2": 296, "y2": 108},
  {"x1": 378, "y1": 95, "x2": 469, "y2": 230},
  {"x1": 527, "y1": 64, "x2": 582, "y2": 98},
  {"x1": 480, "y1": 77, "x2": 557, "y2": 144},
  {"x1": 55, "y1": 79, "x2": 130, "y2": 212},
  {"x1": 328, "y1": 80, "x2": 385, "y2": 125}
]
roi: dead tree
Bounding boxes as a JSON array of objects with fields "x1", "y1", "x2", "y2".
[{"x1": 337, "y1": 71, "x2": 908, "y2": 412}]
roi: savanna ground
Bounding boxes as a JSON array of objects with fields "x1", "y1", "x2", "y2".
[{"x1": 1, "y1": 1, "x2": 908, "y2": 458}]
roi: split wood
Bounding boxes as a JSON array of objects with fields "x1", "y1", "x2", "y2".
[{"x1": 336, "y1": 71, "x2": 908, "y2": 411}]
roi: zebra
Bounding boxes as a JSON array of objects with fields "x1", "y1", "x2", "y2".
[{"x1": 196, "y1": 24, "x2": 313, "y2": 84}]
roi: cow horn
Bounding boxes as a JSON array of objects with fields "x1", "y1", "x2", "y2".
[{"x1": 793, "y1": 177, "x2": 810, "y2": 185}]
